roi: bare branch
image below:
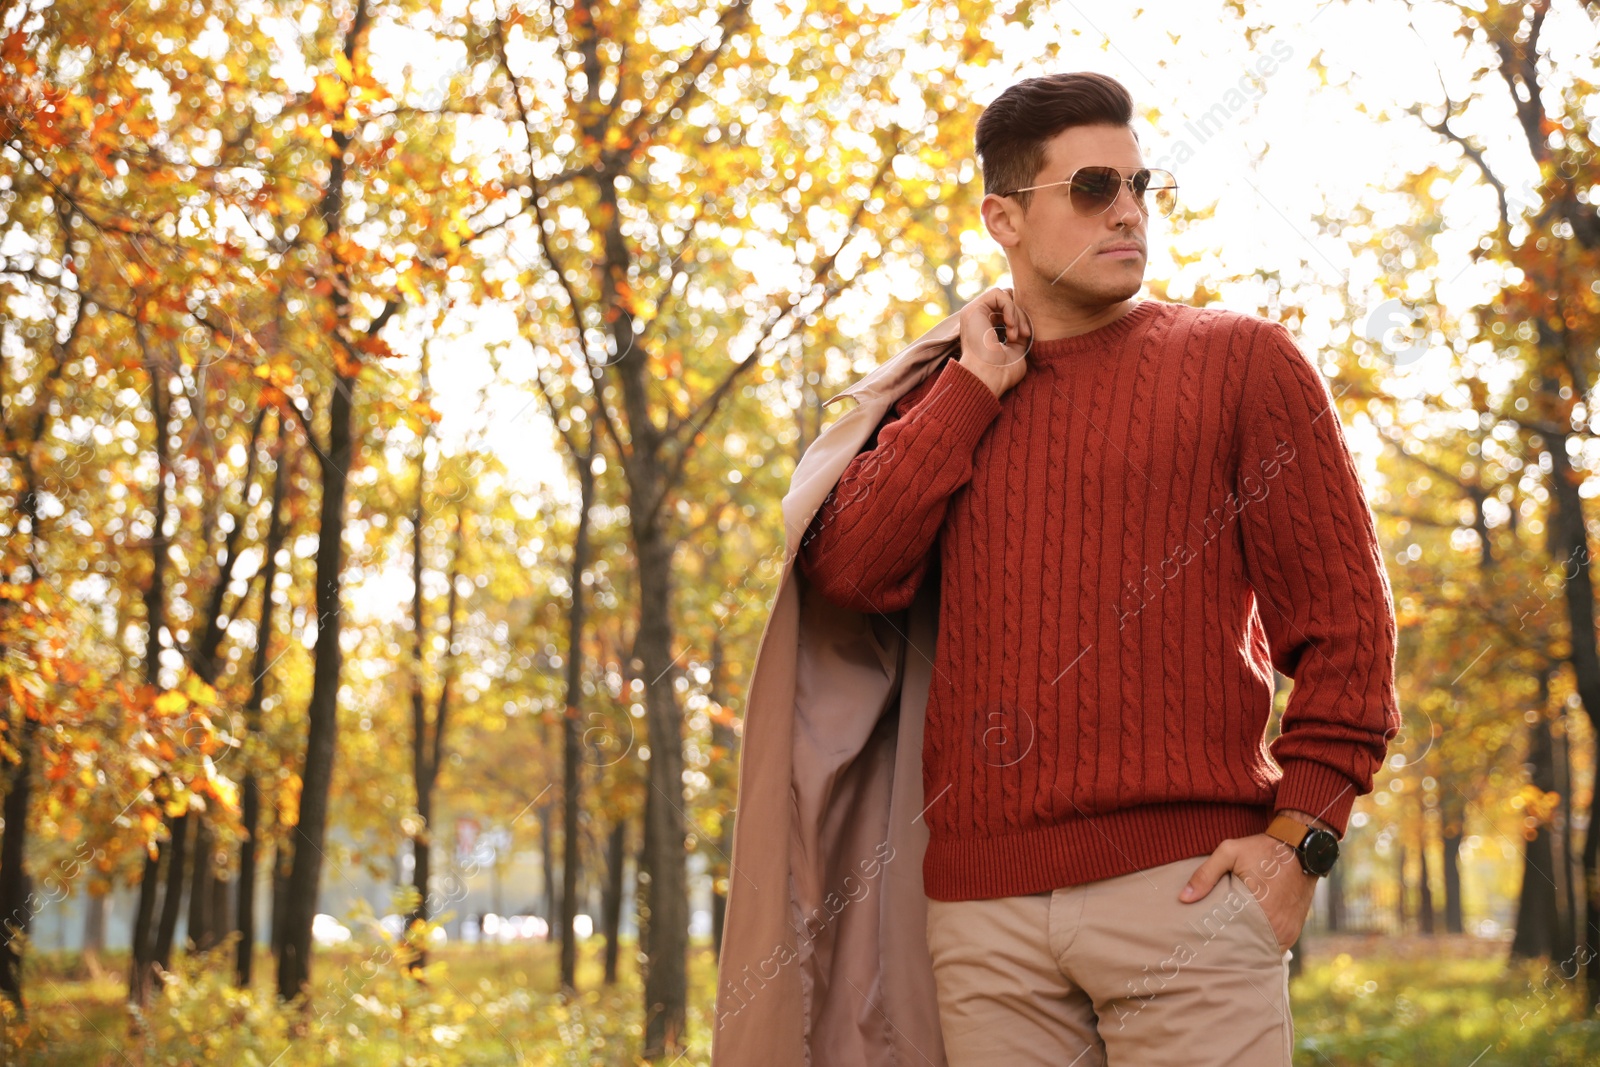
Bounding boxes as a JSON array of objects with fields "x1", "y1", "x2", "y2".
[{"x1": 666, "y1": 124, "x2": 908, "y2": 468}]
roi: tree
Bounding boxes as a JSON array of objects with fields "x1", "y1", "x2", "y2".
[
  {"x1": 1405, "y1": 0, "x2": 1600, "y2": 1003},
  {"x1": 403, "y1": 369, "x2": 467, "y2": 970},
  {"x1": 237, "y1": 417, "x2": 292, "y2": 987},
  {"x1": 489, "y1": 0, "x2": 1019, "y2": 1048}
]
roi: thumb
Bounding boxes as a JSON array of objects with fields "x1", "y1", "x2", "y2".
[{"x1": 1178, "y1": 844, "x2": 1235, "y2": 902}]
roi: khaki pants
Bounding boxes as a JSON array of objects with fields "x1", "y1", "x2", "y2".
[{"x1": 924, "y1": 854, "x2": 1294, "y2": 1066}]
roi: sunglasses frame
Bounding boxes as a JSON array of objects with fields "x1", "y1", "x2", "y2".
[{"x1": 997, "y1": 165, "x2": 1179, "y2": 218}]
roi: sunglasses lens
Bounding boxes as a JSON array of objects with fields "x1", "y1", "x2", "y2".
[
  {"x1": 1141, "y1": 170, "x2": 1178, "y2": 217},
  {"x1": 1070, "y1": 166, "x2": 1122, "y2": 215}
]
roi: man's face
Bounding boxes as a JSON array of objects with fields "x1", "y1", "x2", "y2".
[{"x1": 986, "y1": 123, "x2": 1149, "y2": 306}]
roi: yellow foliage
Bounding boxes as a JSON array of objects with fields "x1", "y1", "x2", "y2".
[
  {"x1": 279, "y1": 772, "x2": 303, "y2": 828},
  {"x1": 313, "y1": 73, "x2": 349, "y2": 115}
]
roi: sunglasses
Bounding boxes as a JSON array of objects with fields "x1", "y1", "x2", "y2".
[{"x1": 997, "y1": 166, "x2": 1178, "y2": 218}]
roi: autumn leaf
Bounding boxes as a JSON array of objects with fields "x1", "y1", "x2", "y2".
[
  {"x1": 279, "y1": 773, "x2": 303, "y2": 828},
  {"x1": 313, "y1": 73, "x2": 349, "y2": 115}
]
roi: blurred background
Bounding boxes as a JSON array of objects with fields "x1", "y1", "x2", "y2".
[{"x1": 0, "y1": 0, "x2": 1597, "y2": 1062}]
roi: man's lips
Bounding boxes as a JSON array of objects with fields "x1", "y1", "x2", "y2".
[{"x1": 1098, "y1": 244, "x2": 1145, "y2": 258}]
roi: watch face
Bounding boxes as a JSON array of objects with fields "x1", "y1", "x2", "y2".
[{"x1": 1302, "y1": 828, "x2": 1340, "y2": 875}]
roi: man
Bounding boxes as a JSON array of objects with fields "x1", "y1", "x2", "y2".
[{"x1": 794, "y1": 71, "x2": 1400, "y2": 1066}]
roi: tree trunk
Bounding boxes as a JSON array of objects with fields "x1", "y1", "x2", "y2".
[
  {"x1": 276, "y1": 367, "x2": 354, "y2": 1002},
  {"x1": 1556, "y1": 705, "x2": 1578, "y2": 957},
  {"x1": 179, "y1": 411, "x2": 264, "y2": 965},
  {"x1": 238, "y1": 427, "x2": 288, "y2": 987},
  {"x1": 237, "y1": 779, "x2": 261, "y2": 985},
  {"x1": 1512, "y1": 822, "x2": 1562, "y2": 958},
  {"x1": 1325, "y1": 860, "x2": 1345, "y2": 934},
  {"x1": 1538, "y1": 418, "x2": 1600, "y2": 1006},
  {"x1": 83, "y1": 894, "x2": 107, "y2": 970},
  {"x1": 1439, "y1": 769, "x2": 1465, "y2": 936},
  {"x1": 1542, "y1": 382, "x2": 1600, "y2": 1011},
  {"x1": 1440, "y1": 829, "x2": 1464, "y2": 935},
  {"x1": 708, "y1": 622, "x2": 735, "y2": 963},
  {"x1": 539, "y1": 803, "x2": 554, "y2": 926},
  {"x1": 711, "y1": 821, "x2": 731, "y2": 963},
  {"x1": 635, "y1": 522, "x2": 688, "y2": 1058},
  {"x1": 212, "y1": 872, "x2": 232, "y2": 952},
  {"x1": 0, "y1": 229, "x2": 82, "y2": 1012},
  {"x1": 588, "y1": 144, "x2": 697, "y2": 1054},
  {"x1": 1584, "y1": 802, "x2": 1600, "y2": 1007},
  {"x1": 1396, "y1": 843, "x2": 1408, "y2": 933},
  {"x1": 188, "y1": 820, "x2": 215, "y2": 951},
  {"x1": 0, "y1": 715, "x2": 36, "y2": 1008},
  {"x1": 637, "y1": 786, "x2": 653, "y2": 967},
  {"x1": 409, "y1": 789, "x2": 432, "y2": 965},
  {"x1": 406, "y1": 469, "x2": 461, "y2": 975},
  {"x1": 1420, "y1": 809, "x2": 1433, "y2": 934},
  {"x1": 270, "y1": 843, "x2": 291, "y2": 964},
  {"x1": 602, "y1": 818, "x2": 626, "y2": 986},
  {"x1": 130, "y1": 339, "x2": 180, "y2": 1004},
  {"x1": 1512, "y1": 666, "x2": 1564, "y2": 958},
  {"x1": 276, "y1": 0, "x2": 376, "y2": 1003},
  {"x1": 128, "y1": 851, "x2": 161, "y2": 1003},
  {"x1": 0, "y1": 533, "x2": 37, "y2": 1009},
  {"x1": 407, "y1": 460, "x2": 431, "y2": 966},
  {"x1": 559, "y1": 460, "x2": 595, "y2": 993},
  {"x1": 152, "y1": 812, "x2": 191, "y2": 974}
]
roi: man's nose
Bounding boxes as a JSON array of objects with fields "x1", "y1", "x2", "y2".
[{"x1": 1109, "y1": 181, "x2": 1143, "y2": 226}]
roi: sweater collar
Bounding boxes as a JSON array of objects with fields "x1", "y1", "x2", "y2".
[{"x1": 1026, "y1": 298, "x2": 1163, "y2": 359}]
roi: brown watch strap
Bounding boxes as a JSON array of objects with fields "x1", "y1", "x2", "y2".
[{"x1": 1265, "y1": 813, "x2": 1310, "y2": 850}]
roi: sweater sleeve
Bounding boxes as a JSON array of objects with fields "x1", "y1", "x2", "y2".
[
  {"x1": 1236, "y1": 322, "x2": 1401, "y2": 837},
  {"x1": 797, "y1": 356, "x2": 1003, "y2": 614}
]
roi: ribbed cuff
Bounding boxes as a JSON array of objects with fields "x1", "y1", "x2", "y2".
[
  {"x1": 1272, "y1": 759, "x2": 1362, "y2": 837},
  {"x1": 915, "y1": 358, "x2": 1003, "y2": 446}
]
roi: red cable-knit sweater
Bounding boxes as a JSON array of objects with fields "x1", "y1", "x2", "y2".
[{"x1": 797, "y1": 298, "x2": 1401, "y2": 902}]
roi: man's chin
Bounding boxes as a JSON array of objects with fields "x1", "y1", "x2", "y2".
[{"x1": 1050, "y1": 275, "x2": 1145, "y2": 305}]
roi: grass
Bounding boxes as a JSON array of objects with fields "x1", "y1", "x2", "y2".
[
  {"x1": 3, "y1": 933, "x2": 1597, "y2": 1064},
  {"x1": 1290, "y1": 933, "x2": 1600, "y2": 1066}
]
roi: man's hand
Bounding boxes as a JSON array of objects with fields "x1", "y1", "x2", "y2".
[
  {"x1": 957, "y1": 286, "x2": 1031, "y2": 400},
  {"x1": 1177, "y1": 828, "x2": 1319, "y2": 951}
]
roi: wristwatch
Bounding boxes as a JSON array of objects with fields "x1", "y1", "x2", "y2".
[{"x1": 1264, "y1": 813, "x2": 1340, "y2": 877}]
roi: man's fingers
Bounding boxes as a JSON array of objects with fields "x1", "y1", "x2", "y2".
[
  {"x1": 980, "y1": 287, "x2": 1015, "y2": 347},
  {"x1": 1179, "y1": 841, "x2": 1235, "y2": 901},
  {"x1": 961, "y1": 286, "x2": 1030, "y2": 372}
]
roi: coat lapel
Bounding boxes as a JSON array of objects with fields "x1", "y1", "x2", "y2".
[{"x1": 713, "y1": 309, "x2": 967, "y2": 1067}]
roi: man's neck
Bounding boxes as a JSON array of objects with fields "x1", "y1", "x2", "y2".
[{"x1": 1017, "y1": 294, "x2": 1139, "y2": 343}]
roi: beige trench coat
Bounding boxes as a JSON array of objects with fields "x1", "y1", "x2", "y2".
[{"x1": 711, "y1": 304, "x2": 973, "y2": 1067}]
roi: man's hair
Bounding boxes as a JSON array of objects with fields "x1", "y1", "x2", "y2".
[{"x1": 975, "y1": 72, "x2": 1136, "y2": 213}]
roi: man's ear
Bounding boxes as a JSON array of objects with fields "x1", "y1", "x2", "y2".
[{"x1": 981, "y1": 194, "x2": 1024, "y2": 250}]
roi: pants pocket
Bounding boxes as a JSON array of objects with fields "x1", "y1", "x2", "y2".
[{"x1": 1228, "y1": 871, "x2": 1284, "y2": 953}]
